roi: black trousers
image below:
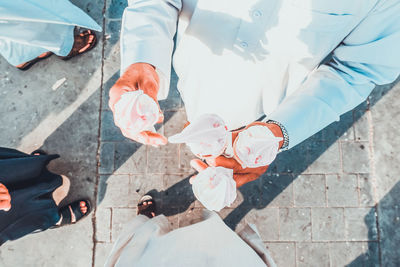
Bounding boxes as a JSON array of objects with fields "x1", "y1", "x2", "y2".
[{"x1": 0, "y1": 147, "x2": 62, "y2": 246}]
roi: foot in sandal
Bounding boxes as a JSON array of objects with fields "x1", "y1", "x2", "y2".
[
  {"x1": 137, "y1": 195, "x2": 156, "y2": 218},
  {"x1": 54, "y1": 200, "x2": 91, "y2": 227},
  {"x1": 60, "y1": 28, "x2": 97, "y2": 60},
  {"x1": 16, "y1": 27, "x2": 97, "y2": 70}
]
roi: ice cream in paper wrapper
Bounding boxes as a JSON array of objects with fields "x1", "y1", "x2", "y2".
[
  {"x1": 234, "y1": 125, "x2": 282, "y2": 168},
  {"x1": 168, "y1": 114, "x2": 230, "y2": 158},
  {"x1": 192, "y1": 167, "x2": 237, "y2": 211},
  {"x1": 114, "y1": 90, "x2": 159, "y2": 137}
]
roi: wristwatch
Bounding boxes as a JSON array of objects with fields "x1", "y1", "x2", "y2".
[{"x1": 258, "y1": 115, "x2": 289, "y2": 151}]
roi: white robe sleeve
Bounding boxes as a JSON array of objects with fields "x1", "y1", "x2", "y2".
[
  {"x1": 268, "y1": 0, "x2": 400, "y2": 149},
  {"x1": 120, "y1": 0, "x2": 182, "y2": 100}
]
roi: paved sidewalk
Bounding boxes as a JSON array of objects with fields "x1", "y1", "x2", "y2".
[{"x1": 0, "y1": 0, "x2": 399, "y2": 266}]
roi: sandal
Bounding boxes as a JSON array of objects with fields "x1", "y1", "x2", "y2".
[
  {"x1": 137, "y1": 195, "x2": 156, "y2": 218},
  {"x1": 16, "y1": 51, "x2": 53, "y2": 71},
  {"x1": 60, "y1": 28, "x2": 97, "y2": 60},
  {"x1": 53, "y1": 199, "x2": 91, "y2": 227}
]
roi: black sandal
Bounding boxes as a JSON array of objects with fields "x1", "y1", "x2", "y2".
[
  {"x1": 17, "y1": 51, "x2": 53, "y2": 71},
  {"x1": 53, "y1": 199, "x2": 91, "y2": 227},
  {"x1": 60, "y1": 29, "x2": 97, "y2": 60},
  {"x1": 137, "y1": 195, "x2": 156, "y2": 218}
]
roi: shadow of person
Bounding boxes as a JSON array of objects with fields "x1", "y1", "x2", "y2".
[{"x1": 348, "y1": 181, "x2": 400, "y2": 267}]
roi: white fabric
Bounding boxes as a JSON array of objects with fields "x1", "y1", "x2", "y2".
[
  {"x1": 0, "y1": 0, "x2": 102, "y2": 65},
  {"x1": 234, "y1": 125, "x2": 282, "y2": 168},
  {"x1": 105, "y1": 211, "x2": 273, "y2": 267},
  {"x1": 114, "y1": 90, "x2": 160, "y2": 137},
  {"x1": 192, "y1": 166, "x2": 236, "y2": 211},
  {"x1": 120, "y1": 0, "x2": 400, "y2": 149},
  {"x1": 169, "y1": 113, "x2": 230, "y2": 157}
]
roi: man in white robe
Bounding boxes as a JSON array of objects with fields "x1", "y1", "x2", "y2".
[
  {"x1": 109, "y1": 0, "x2": 400, "y2": 186},
  {"x1": 105, "y1": 198, "x2": 276, "y2": 267},
  {"x1": 0, "y1": 0, "x2": 102, "y2": 68}
]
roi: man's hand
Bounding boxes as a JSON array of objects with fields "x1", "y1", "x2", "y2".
[
  {"x1": 0, "y1": 183, "x2": 11, "y2": 212},
  {"x1": 109, "y1": 63, "x2": 167, "y2": 146},
  {"x1": 191, "y1": 121, "x2": 284, "y2": 187}
]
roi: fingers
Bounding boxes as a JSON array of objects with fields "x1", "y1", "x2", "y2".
[
  {"x1": 206, "y1": 156, "x2": 241, "y2": 171},
  {"x1": 190, "y1": 159, "x2": 209, "y2": 173},
  {"x1": 0, "y1": 193, "x2": 11, "y2": 201},
  {"x1": 138, "y1": 131, "x2": 168, "y2": 147},
  {"x1": 234, "y1": 173, "x2": 260, "y2": 188},
  {"x1": 109, "y1": 81, "x2": 135, "y2": 112}
]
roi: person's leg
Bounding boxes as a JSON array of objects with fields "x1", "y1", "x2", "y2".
[{"x1": 0, "y1": 22, "x2": 74, "y2": 66}]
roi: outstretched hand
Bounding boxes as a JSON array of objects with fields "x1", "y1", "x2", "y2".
[
  {"x1": 109, "y1": 63, "x2": 167, "y2": 147},
  {"x1": 190, "y1": 121, "x2": 284, "y2": 187},
  {"x1": 0, "y1": 183, "x2": 11, "y2": 211}
]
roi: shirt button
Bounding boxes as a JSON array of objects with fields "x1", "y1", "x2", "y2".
[
  {"x1": 253, "y1": 10, "x2": 263, "y2": 18},
  {"x1": 240, "y1": 42, "x2": 248, "y2": 48}
]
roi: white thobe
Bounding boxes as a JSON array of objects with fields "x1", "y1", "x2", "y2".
[
  {"x1": 105, "y1": 211, "x2": 276, "y2": 267},
  {"x1": 120, "y1": 0, "x2": 400, "y2": 149},
  {"x1": 0, "y1": 0, "x2": 102, "y2": 66}
]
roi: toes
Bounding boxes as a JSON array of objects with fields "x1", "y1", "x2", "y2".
[{"x1": 79, "y1": 201, "x2": 88, "y2": 214}]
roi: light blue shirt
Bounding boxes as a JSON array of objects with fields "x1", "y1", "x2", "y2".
[{"x1": 120, "y1": 0, "x2": 400, "y2": 149}]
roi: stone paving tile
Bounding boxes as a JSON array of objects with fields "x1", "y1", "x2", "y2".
[
  {"x1": 293, "y1": 174, "x2": 326, "y2": 207},
  {"x1": 179, "y1": 143, "x2": 196, "y2": 172},
  {"x1": 344, "y1": 208, "x2": 378, "y2": 241},
  {"x1": 245, "y1": 208, "x2": 280, "y2": 241},
  {"x1": 237, "y1": 178, "x2": 263, "y2": 208},
  {"x1": 311, "y1": 208, "x2": 345, "y2": 241},
  {"x1": 279, "y1": 208, "x2": 312, "y2": 241},
  {"x1": 329, "y1": 241, "x2": 379, "y2": 267},
  {"x1": 114, "y1": 142, "x2": 147, "y2": 174},
  {"x1": 326, "y1": 174, "x2": 359, "y2": 207},
  {"x1": 260, "y1": 173, "x2": 293, "y2": 207},
  {"x1": 377, "y1": 181, "x2": 400, "y2": 267},
  {"x1": 305, "y1": 142, "x2": 341, "y2": 174},
  {"x1": 296, "y1": 242, "x2": 330, "y2": 267},
  {"x1": 341, "y1": 141, "x2": 370, "y2": 173},
  {"x1": 101, "y1": 110, "x2": 126, "y2": 142},
  {"x1": 358, "y1": 174, "x2": 376, "y2": 206},
  {"x1": 111, "y1": 208, "x2": 137, "y2": 242},
  {"x1": 0, "y1": 218, "x2": 94, "y2": 267},
  {"x1": 105, "y1": 0, "x2": 127, "y2": 19},
  {"x1": 147, "y1": 144, "x2": 182, "y2": 174},
  {"x1": 264, "y1": 242, "x2": 296, "y2": 267},
  {"x1": 99, "y1": 174, "x2": 133, "y2": 207},
  {"x1": 94, "y1": 242, "x2": 115, "y2": 267},
  {"x1": 130, "y1": 174, "x2": 164, "y2": 204},
  {"x1": 217, "y1": 208, "x2": 247, "y2": 232},
  {"x1": 163, "y1": 174, "x2": 196, "y2": 210},
  {"x1": 99, "y1": 142, "x2": 115, "y2": 174},
  {"x1": 353, "y1": 111, "x2": 370, "y2": 142},
  {"x1": 96, "y1": 207, "x2": 112, "y2": 242}
]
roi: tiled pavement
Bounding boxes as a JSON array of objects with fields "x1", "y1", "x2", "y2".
[{"x1": 0, "y1": 0, "x2": 399, "y2": 266}]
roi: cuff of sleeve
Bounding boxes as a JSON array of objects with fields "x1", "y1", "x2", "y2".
[
  {"x1": 120, "y1": 40, "x2": 173, "y2": 100},
  {"x1": 268, "y1": 95, "x2": 339, "y2": 149}
]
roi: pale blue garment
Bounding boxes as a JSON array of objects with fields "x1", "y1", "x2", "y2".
[
  {"x1": 0, "y1": 0, "x2": 102, "y2": 66},
  {"x1": 120, "y1": 0, "x2": 400, "y2": 149}
]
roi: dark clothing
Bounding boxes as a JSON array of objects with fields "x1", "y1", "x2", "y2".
[{"x1": 0, "y1": 147, "x2": 62, "y2": 246}]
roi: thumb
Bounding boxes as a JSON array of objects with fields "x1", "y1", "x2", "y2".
[{"x1": 190, "y1": 159, "x2": 208, "y2": 173}]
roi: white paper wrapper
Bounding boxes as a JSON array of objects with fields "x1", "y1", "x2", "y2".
[
  {"x1": 192, "y1": 166, "x2": 237, "y2": 211},
  {"x1": 234, "y1": 125, "x2": 282, "y2": 168},
  {"x1": 169, "y1": 114, "x2": 230, "y2": 158},
  {"x1": 114, "y1": 90, "x2": 159, "y2": 137}
]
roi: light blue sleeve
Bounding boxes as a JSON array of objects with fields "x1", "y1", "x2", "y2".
[
  {"x1": 269, "y1": 0, "x2": 400, "y2": 149},
  {"x1": 120, "y1": 0, "x2": 182, "y2": 99}
]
